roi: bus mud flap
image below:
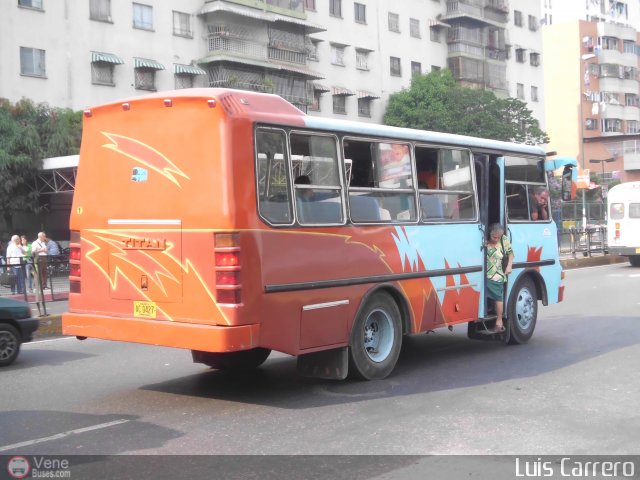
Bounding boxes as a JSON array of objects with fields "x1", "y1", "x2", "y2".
[{"x1": 297, "y1": 347, "x2": 348, "y2": 380}]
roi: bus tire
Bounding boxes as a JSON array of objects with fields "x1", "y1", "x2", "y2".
[
  {"x1": 192, "y1": 348, "x2": 271, "y2": 371},
  {"x1": 0, "y1": 324, "x2": 21, "y2": 367},
  {"x1": 629, "y1": 256, "x2": 640, "y2": 267},
  {"x1": 506, "y1": 276, "x2": 537, "y2": 345},
  {"x1": 348, "y1": 292, "x2": 402, "y2": 380}
]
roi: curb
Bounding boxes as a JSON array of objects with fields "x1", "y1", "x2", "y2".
[
  {"x1": 33, "y1": 314, "x2": 63, "y2": 340},
  {"x1": 560, "y1": 254, "x2": 628, "y2": 270}
]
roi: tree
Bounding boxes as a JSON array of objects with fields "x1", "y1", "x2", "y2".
[
  {"x1": 383, "y1": 70, "x2": 550, "y2": 145},
  {"x1": 0, "y1": 98, "x2": 82, "y2": 232}
]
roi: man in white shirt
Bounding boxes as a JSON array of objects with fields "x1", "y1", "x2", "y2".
[{"x1": 31, "y1": 231, "x2": 49, "y2": 290}]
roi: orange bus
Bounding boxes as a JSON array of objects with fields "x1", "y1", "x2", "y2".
[{"x1": 63, "y1": 88, "x2": 566, "y2": 380}]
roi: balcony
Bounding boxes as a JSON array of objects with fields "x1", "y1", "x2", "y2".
[
  {"x1": 441, "y1": 0, "x2": 508, "y2": 27},
  {"x1": 484, "y1": 0, "x2": 509, "y2": 13}
]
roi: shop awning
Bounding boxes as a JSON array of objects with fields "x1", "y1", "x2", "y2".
[
  {"x1": 174, "y1": 63, "x2": 207, "y2": 75},
  {"x1": 134, "y1": 58, "x2": 165, "y2": 70},
  {"x1": 313, "y1": 83, "x2": 330, "y2": 93},
  {"x1": 332, "y1": 86, "x2": 355, "y2": 96},
  {"x1": 91, "y1": 51, "x2": 124, "y2": 64},
  {"x1": 357, "y1": 90, "x2": 380, "y2": 99}
]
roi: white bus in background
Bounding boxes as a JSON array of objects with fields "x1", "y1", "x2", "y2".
[{"x1": 607, "y1": 182, "x2": 640, "y2": 266}]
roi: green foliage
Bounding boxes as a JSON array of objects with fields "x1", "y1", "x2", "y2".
[
  {"x1": 383, "y1": 70, "x2": 550, "y2": 146},
  {"x1": 0, "y1": 98, "x2": 82, "y2": 230}
]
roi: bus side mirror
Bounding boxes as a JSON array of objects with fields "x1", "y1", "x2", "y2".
[{"x1": 561, "y1": 166, "x2": 574, "y2": 201}]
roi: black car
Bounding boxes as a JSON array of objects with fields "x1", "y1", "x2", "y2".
[{"x1": 0, "y1": 297, "x2": 39, "y2": 366}]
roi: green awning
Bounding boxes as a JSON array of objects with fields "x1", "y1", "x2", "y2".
[
  {"x1": 134, "y1": 58, "x2": 165, "y2": 70},
  {"x1": 91, "y1": 51, "x2": 124, "y2": 64},
  {"x1": 174, "y1": 63, "x2": 207, "y2": 75}
]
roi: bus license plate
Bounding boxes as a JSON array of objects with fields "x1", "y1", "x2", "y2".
[{"x1": 134, "y1": 301, "x2": 157, "y2": 318}]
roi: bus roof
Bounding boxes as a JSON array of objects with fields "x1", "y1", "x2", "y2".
[
  {"x1": 84, "y1": 88, "x2": 546, "y2": 157},
  {"x1": 303, "y1": 116, "x2": 546, "y2": 157}
]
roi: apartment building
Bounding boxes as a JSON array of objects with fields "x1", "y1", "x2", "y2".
[
  {"x1": 1, "y1": 0, "x2": 545, "y2": 127},
  {"x1": 304, "y1": 0, "x2": 545, "y2": 127},
  {"x1": 543, "y1": 0, "x2": 640, "y2": 181}
]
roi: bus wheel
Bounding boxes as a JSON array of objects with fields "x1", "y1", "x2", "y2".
[
  {"x1": 348, "y1": 292, "x2": 402, "y2": 380},
  {"x1": 629, "y1": 256, "x2": 640, "y2": 267},
  {"x1": 506, "y1": 277, "x2": 537, "y2": 345},
  {"x1": 191, "y1": 348, "x2": 271, "y2": 371}
]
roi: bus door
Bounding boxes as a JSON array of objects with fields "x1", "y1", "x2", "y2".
[{"x1": 486, "y1": 156, "x2": 506, "y2": 316}]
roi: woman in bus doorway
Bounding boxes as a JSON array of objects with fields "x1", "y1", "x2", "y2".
[{"x1": 486, "y1": 223, "x2": 514, "y2": 333}]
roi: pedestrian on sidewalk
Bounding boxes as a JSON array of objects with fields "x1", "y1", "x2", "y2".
[
  {"x1": 32, "y1": 232, "x2": 49, "y2": 290},
  {"x1": 21, "y1": 235, "x2": 34, "y2": 292},
  {"x1": 6, "y1": 234, "x2": 26, "y2": 294}
]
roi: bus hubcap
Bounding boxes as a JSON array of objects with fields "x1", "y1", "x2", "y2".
[
  {"x1": 363, "y1": 309, "x2": 394, "y2": 363},
  {"x1": 515, "y1": 287, "x2": 535, "y2": 330}
]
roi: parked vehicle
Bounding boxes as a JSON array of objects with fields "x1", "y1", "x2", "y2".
[
  {"x1": 607, "y1": 181, "x2": 640, "y2": 266},
  {"x1": 0, "y1": 297, "x2": 39, "y2": 366}
]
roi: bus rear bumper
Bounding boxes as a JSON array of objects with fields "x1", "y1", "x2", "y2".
[
  {"x1": 62, "y1": 313, "x2": 260, "y2": 353},
  {"x1": 609, "y1": 246, "x2": 640, "y2": 256}
]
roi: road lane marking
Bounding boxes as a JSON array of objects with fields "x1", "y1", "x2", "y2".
[
  {"x1": 0, "y1": 419, "x2": 130, "y2": 452},
  {"x1": 25, "y1": 337, "x2": 77, "y2": 345}
]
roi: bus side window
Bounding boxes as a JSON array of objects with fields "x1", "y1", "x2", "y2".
[
  {"x1": 506, "y1": 183, "x2": 529, "y2": 220},
  {"x1": 256, "y1": 128, "x2": 293, "y2": 225},
  {"x1": 343, "y1": 139, "x2": 417, "y2": 223},
  {"x1": 290, "y1": 133, "x2": 344, "y2": 225}
]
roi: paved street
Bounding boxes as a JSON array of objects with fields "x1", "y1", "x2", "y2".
[{"x1": 1, "y1": 262, "x2": 639, "y2": 477}]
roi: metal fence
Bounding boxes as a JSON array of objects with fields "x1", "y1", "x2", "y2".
[
  {"x1": 0, "y1": 256, "x2": 69, "y2": 316},
  {"x1": 558, "y1": 226, "x2": 608, "y2": 258}
]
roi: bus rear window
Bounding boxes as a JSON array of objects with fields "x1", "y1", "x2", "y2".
[
  {"x1": 610, "y1": 203, "x2": 624, "y2": 220},
  {"x1": 629, "y1": 203, "x2": 640, "y2": 218}
]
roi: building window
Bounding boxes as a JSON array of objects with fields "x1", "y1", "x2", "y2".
[
  {"x1": 305, "y1": 0, "x2": 316, "y2": 11},
  {"x1": 308, "y1": 40, "x2": 319, "y2": 61},
  {"x1": 309, "y1": 90, "x2": 321, "y2": 111},
  {"x1": 330, "y1": 0, "x2": 341, "y2": 17},
  {"x1": 516, "y1": 83, "x2": 524, "y2": 100},
  {"x1": 20, "y1": 47, "x2": 45, "y2": 77},
  {"x1": 514, "y1": 10, "x2": 522, "y2": 27},
  {"x1": 330, "y1": 44, "x2": 345, "y2": 66},
  {"x1": 175, "y1": 74, "x2": 194, "y2": 89},
  {"x1": 411, "y1": 61, "x2": 422, "y2": 77},
  {"x1": 515, "y1": 48, "x2": 526, "y2": 63},
  {"x1": 623, "y1": 66, "x2": 637, "y2": 80},
  {"x1": 431, "y1": 65, "x2": 441, "y2": 71},
  {"x1": 528, "y1": 15, "x2": 538, "y2": 31},
  {"x1": 623, "y1": 40, "x2": 636, "y2": 54},
  {"x1": 132, "y1": 3, "x2": 153, "y2": 30},
  {"x1": 628, "y1": 121, "x2": 639, "y2": 134},
  {"x1": 602, "y1": 118, "x2": 622, "y2": 133},
  {"x1": 333, "y1": 95, "x2": 346, "y2": 114},
  {"x1": 390, "y1": 56, "x2": 401, "y2": 76},
  {"x1": 410, "y1": 18, "x2": 420, "y2": 38},
  {"x1": 91, "y1": 52, "x2": 123, "y2": 85},
  {"x1": 531, "y1": 86, "x2": 538, "y2": 102},
  {"x1": 388, "y1": 12, "x2": 400, "y2": 32},
  {"x1": 626, "y1": 93, "x2": 639, "y2": 107},
  {"x1": 585, "y1": 118, "x2": 598, "y2": 130},
  {"x1": 172, "y1": 11, "x2": 191, "y2": 37},
  {"x1": 430, "y1": 27, "x2": 440, "y2": 42},
  {"x1": 90, "y1": 0, "x2": 111, "y2": 21},
  {"x1": 354, "y1": 2, "x2": 366, "y2": 23},
  {"x1": 358, "y1": 98, "x2": 371, "y2": 117},
  {"x1": 356, "y1": 49, "x2": 369, "y2": 70},
  {"x1": 530, "y1": 52, "x2": 540, "y2": 66},
  {"x1": 18, "y1": 0, "x2": 43, "y2": 9},
  {"x1": 134, "y1": 58, "x2": 164, "y2": 91}
]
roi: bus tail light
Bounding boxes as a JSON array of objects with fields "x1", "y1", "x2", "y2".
[
  {"x1": 615, "y1": 222, "x2": 620, "y2": 238},
  {"x1": 215, "y1": 232, "x2": 241, "y2": 305},
  {"x1": 69, "y1": 230, "x2": 81, "y2": 294}
]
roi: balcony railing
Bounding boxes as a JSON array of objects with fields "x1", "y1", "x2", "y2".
[
  {"x1": 208, "y1": 35, "x2": 268, "y2": 61},
  {"x1": 268, "y1": 47, "x2": 307, "y2": 65}
]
